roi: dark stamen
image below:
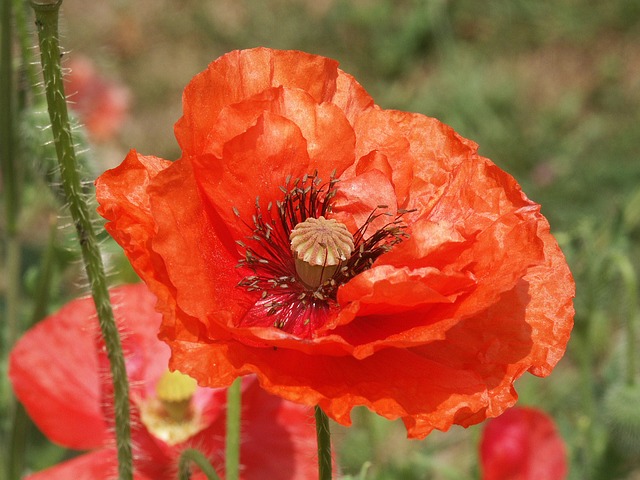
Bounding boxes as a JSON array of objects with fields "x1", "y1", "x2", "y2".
[{"x1": 233, "y1": 172, "x2": 412, "y2": 332}]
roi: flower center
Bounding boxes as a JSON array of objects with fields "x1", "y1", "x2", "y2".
[
  {"x1": 156, "y1": 369, "x2": 198, "y2": 421},
  {"x1": 290, "y1": 216, "x2": 354, "y2": 289},
  {"x1": 139, "y1": 370, "x2": 205, "y2": 445},
  {"x1": 234, "y1": 172, "x2": 411, "y2": 336}
]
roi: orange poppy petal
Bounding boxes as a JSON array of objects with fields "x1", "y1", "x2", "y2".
[
  {"x1": 331, "y1": 168, "x2": 398, "y2": 235},
  {"x1": 166, "y1": 337, "x2": 519, "y2": 439},
  {"x1": 200, "y1": 87, "x2": 356, "y2": 171},
  {"x1": 352, "y1": 108, "x2": 477, "y2": 209},
  {"x1": 175, "y1": 47, "x2": 372, "y2": 155},
  {"x1": 192, "y1": 109, "x2": 353, "y2": 241},
  {"x1": 148, "y1": 158, "x2": 254, "y2": 332},
  {"x1": 325, "y1": 155, "x2": 547, "y2": 350},
  {"x1": 95, "y1": 151, "x2": 177, "y2": 313},
  {"x1": 521, "y1": 221, "x2": 575, "y2": 376}
]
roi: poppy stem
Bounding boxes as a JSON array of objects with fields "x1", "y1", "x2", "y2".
[
  {"x1": 315, "y1": 406, "x2": 333, "y2": 480},
  {"x1": 178, "y1": 448, "x2": 222, "y2": 480},
  {"x1": 1, "y1": 0, "x2": 20, "y2": 355},
  {"x1": 29, "y1": 2, "x2": 133, "y2": 479},
  {"x1": 225, "y1": 378, "x2": 242, "y2": 480},
  {"x1": 8, "y1": 218, "x2": 57, "y2": 479},
  {"x1": 2, "y1": 1, "x2": 24, "y2": 477}
]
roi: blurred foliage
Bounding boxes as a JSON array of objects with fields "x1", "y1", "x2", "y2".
[{"x1": 2, "y1": 0, "x2": 640, "y2": 479}]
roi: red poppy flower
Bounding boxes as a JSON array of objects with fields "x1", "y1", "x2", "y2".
[
  {"x1": 65, "y1": 55, "x2": 130, "y2": 142},
  {"x1": 95, "y1": 48, "x2": 575, "y2": 439},
  {"x1": 9, "y1": 284, "x2": 317, "y2": 479},
  {"x1": 480, "y1": 407, "x2": 568, "y2": 480}
]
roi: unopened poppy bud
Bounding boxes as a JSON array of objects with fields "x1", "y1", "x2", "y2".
[{"x1": 290, "y1": 216, "x2": 354, "y2": 289}]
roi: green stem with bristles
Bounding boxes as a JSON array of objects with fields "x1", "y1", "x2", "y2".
[
  {"x1": 178, "y1": 449, "x2": 222, "y2": 480},
  {"x1": 1, "y1": 0, "x2": 17, "y2": 238},
  {"x1": 29, "y1": 2, "x2": 133, "y2": 479},
  {"x1": 13, "y1": 0, "x2": 40, "y2": 107},
  {"x1": 1, "y1": 0, "x2": 19, "y2": 352},
  {"x1": 1, "y1": 1, "x2": 19, "y2": 479},
  {"x1": 225, "y1": 378, "x2": 242, "y2": 480},
  {"x1": 315, "y1": 406, "x2": 333, "y2": 480}
]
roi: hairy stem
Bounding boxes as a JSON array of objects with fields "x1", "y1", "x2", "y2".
[
  {"x1": 315, "y1": 406, "x2": 333, "y2": 480},
  {"x1": 1, "y1": 0, "x2": 22, "y2": 477},
  {"x1": 13, "y1": 0, "x2": 40, "y2": 108},
  {"x1": 1, "y1": 0, "x2": 17, "y2": 236},
  {"x1": 178, "y1": 449, "x2": 221, "y2": 480},
  {"x1": 29, "y1": 2, "x2": 133, "y2": 479},
  {"x1": 1, "y1": 0, "x2": 19, "y2": 348},
  {"x1": 225, "y1": 378, "x2": 242, "y2": 480}
]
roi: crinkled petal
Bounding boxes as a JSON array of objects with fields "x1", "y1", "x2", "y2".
[
  {"x1": 167, "y1": 339, "x2": 500, "y2": 439},
  {"x1": 325, "y1": 158, "x2": 547, "y2": 351},
  {"x1": 351, "y1": 108, "x2": 477, "y2": 209},
  {"x1": 192, "y1": 112, "x2": 314, "y2": 239},
  {"x1": 96, "y1": 152, "x2": 253, "y2": 341},
  {"x1": 200, "y1": 87, "x2": 356, "y2": 171},
  {"x1": 175, "y1": 47, "x2": 372, "y2": 155},
  {"x1": 520, "y1": 222, "x2": 575, "y2": 376},
  {"x1": 148, "y1": 158, "x2": 253, "y2": 332},
  {"x1": 331, "y1": 168, "x2": 398, "y2": 236},
  {"x1": 95, "y1": 151, "x2": 176, "y2": 318}
]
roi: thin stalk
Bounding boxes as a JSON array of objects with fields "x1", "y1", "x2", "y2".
[
  {"x1": 13, "y1": 0, "x2": 41, "y2": 108},
  {"x1": 29, "y1": 2, "x2": 133, "y2": 479},
  {"x1": 29, "y1": 216, "x2": 58, "y2": 325},
  {"x1": 577, "y1": 333, "x2": 596, "y2": 479},
  {"x1": 1, "y1": 1, "x2": 21, "y2": 478},
  {"x1": 1, "y1": 0, "x2": 19, "y2": 347},
  {"x1": 7, "y1": 402, "x2": 28, "y2": 480},
  {"x1": 8, "y1": 218, "x2": 57, "y2": 479},
  {"x1": 315, "y1": 406, "x2": 332, "y2": 480},
  {"x1": 225, "y1": 378, "x2": 242, "y2": 480},
  {"x1": 178, "y1": 449, "x2": 221, "y2": 480},
  {"x1": 1, "y1": 0, "x2": 17, "y2": 234}
]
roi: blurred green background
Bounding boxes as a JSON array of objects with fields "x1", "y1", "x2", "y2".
[{"x1": 2, "y1": 0, "x2": 640, "y2": 479}]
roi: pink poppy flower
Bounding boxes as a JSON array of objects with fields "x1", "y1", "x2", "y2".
[{"x1": 9, "y1": 284, "x2": 317, "y2": 479}]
